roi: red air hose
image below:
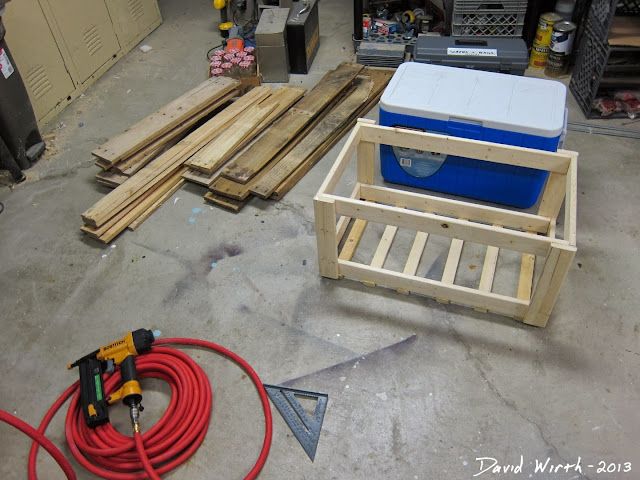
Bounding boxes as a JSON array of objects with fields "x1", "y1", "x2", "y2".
[{"x1": 1, "y1": 337, "x2": 272, "y2": 480}]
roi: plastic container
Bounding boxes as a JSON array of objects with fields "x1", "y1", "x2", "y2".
[{"x1": 379, "y1": 62, "x2": 567, "y2": 208}]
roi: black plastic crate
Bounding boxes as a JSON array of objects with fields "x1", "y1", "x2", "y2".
[
  {"x1": 617, "y1": 0, "x2": 640, "y2": 15},
  {"x1": 570, "y1": 28, "x2": 611, "y2": 117}
]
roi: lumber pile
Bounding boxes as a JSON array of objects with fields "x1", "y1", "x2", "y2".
[
  {"x1": 92, "y1": 76, "x2": 241, "y2": 187},
  {"x1": 199, "y1": 64, "x2": 394, "y2": 212},
  {"x1": 82, "y1": 63, "x2": 393, "y2": 243}
]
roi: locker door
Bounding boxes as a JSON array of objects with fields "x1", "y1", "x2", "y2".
[
  {"x1": 3, "y1": 0, "x2": 75, "y2": 121},
  {"x1": 43, "y1": 0, "x2": 121, "y2": 84},
  {"x1": 106, "y1": 0, "x2": 162, "y2": 49}
]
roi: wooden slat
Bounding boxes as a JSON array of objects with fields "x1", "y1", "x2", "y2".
[
  {"x1": 82, "y1": 88, "x2": 261, "y2": 228},
  {"x1": 329, "y1": 196, "x2": 557, "y2": 256},
  {"x1": 186, "y1": 87, "x2": 304, "y2": 174},
  {"x1": 95, "y1": 170, "x2": 128, "y2": 188},
  {"x1": 478, "y1": 246, "x2": 500, "y2": 293},
  {"x1": 338, "y1": 219, "x2": 368, "y2": 261},
  {"x1": 397, "y1": 231, "x2": 429, "y2": 295},
  {"x1": 404, "y1": 232, "x2": 428, "y2": 276},
  {"x1": 182, "y1": 168, "x2": 217, "y2": 187},
  {"x1": 250, "y1": 76, "x2": 374, "y2": 199},
  {"x1": 359, "y1": 184, "x2": 551, "y2": 234},
  {"x1": 82, "y1": 170, "x2": 186, "y2": 243},
  {"x1": 271, "y1": 76, "x2": 389, "y2": 200},
  {"x1": 203, "y1": 191, "x2": 246, "y2": 212},
  {"x1": 187, "y1": 101, "x2": 277, "y2": 174},
  {"x1": 363, "y1": 225, "x2": 398, "y2": 287},
  {"x1": 359, "y1": 123, "x2": 572, "y2": 174},
  {"x1": 371, "y1": 225, "x2": 398, "y2": 268},
  {"x1": 221, "y1": 63, "x2": 364, "y2": 183},
  {"x1": 92, "y1": 77, "x2": 239, "y2": 165},
  {"x1": 440, "y1": 238, "x2": 464, "y2": 303},
  {"x1": 339, "y1": 260, "x2": 529, "y2": 319},
  {"x1": 517, "y1": 253, "x2": 536, "y2": 300},
  {"x1": 128, "y1": 179, "x2": 185, "y2": 230}
]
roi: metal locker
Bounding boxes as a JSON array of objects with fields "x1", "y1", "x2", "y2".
[
  {"x1": 3, "y1": 0, "x2": 75, "y2": 121},
  {"x1": 106, "y1": 0, "x2": 162, "y2": 49},
  {"x1": 41, "y1": 0, "x2": 121, "y2": 84}
]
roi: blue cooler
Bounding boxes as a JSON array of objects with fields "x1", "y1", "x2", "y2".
[{"x1": 379, "y1": 62, "x2": 567, "y2": 208}]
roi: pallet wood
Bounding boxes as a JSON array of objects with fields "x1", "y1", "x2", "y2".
[
  {"x1": 270, "y1": 77, "x2": 389, "y2": 200},
  {"x1": 81, "y1": 87, "x2": 262, "y2": 229},
  {"x1": 256, "y1": 69, "x2": 391, "y2": 201},
  {"x1": 207, "y1": 84, "x2": 352, "y2": 203},
  {"x1": 182, "y1": 168, "x2": 216, "y2": 187},
  {"x1": 221, "y1": 63, "x2": 364, "y2": 184},
  {"x1": 82, "y1": 169, "x2": 186, "y2": 243},
  {"x1": 128, "y1": 179, "x2": 185, "y2": 231},
  {"x1": 313, "y1": 120, "x2": 578, "y2": 326},
  {"x1": 95, "y1": 170, "x2": 128, "y2": 188},
  {"x1": 203, "y1": 191, "x2": 246, "y2": 212},
  {"x1": 250, "y1": 76, "x2": 374, "y2": 199},
  {"x1": 397, "y1": 232, "x2": 429, "y2": 294},
  {"x1": 339, "y1": 219, "x2": 368, "y2": 262},
  {"x1": 92, "y1": 77, "x2": 239, "y2": 166},
  {"x1": 186, "y1": 87, "x2": 305, "y2": 174}
]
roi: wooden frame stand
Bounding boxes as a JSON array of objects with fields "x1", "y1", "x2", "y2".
[{"x1": 314, "y1": 119, "x2": 578, "y2": 327}]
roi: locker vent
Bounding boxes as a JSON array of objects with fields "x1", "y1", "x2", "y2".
[
  {"x1": 26, "y1": 65, "x2": 52, "y2": 100},
  {"x1": 83, "y1": 25, "x2": 103, "y2": 56},
  {"x1": 128, "y1": 0, "x2": 144, "y2": 20}
]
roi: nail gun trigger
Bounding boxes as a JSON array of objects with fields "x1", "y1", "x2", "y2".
[{"x1": 104, "y1": 359, "x2": 115, "y2": 374}]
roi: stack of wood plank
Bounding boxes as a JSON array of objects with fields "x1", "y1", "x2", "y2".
[
  {"x1": 199, "y1": 64, "x2": 394, "y2": 212},
  {"x1": 82, "y1": 63, "x2": 393, "y2": 243},
  {"x1": 92, "y1": 76, "x2": 241, "y2": 188}
]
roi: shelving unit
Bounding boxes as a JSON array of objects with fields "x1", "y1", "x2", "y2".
[{"x1": 570, "y1": 0, "x2": 640, "y2": 118}]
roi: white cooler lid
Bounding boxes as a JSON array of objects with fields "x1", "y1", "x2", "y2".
[{"x1": 380, "y1": 62, "x2": 567, "y2": 138}]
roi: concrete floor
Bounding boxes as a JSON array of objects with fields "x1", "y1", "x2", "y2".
[{"x1": 1, "y1": 1, "x2": 639, "y2": 479}]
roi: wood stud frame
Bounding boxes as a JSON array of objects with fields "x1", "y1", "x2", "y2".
[{"x1": 314, "y1": 120, "x2": 578, "y2": 327}]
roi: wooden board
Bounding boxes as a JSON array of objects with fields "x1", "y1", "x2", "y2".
[
  {"x1": 221, "y1": 63, "x2": 364, "y2": 183},
  {"x1": 128, "y1": 179, "x2": 185, "y2": 231},
  {"x1": 82, "y1": 169, "x2": 186, "y2": 243},
  {"x1": 203, "y1": 191, "x2": 246, "y2": 212},
  {"x1": 250, "y1": 76, "x2": 374, "y2": 199},
  {"x1": 111, "y1": 90, "x2": 232, "y2": 176},
  {"x1": 186, "y1": 87, "x2": 305, "y2": 174},
  {"x1": 92, "y1": 77, "x2": 239, "y2": 166},
  {"x1": 271, "y1": 69, "x2": 392, "y2": 199},
  {"x1": 182, "y1": 168, "x2": 217, "y2": 187},
  {"x1": 95, "y1": 170, "x2": 128, "y2": 188},
  {"x1": 81, "y1": 87, "x2": 264, "y2": 228}
]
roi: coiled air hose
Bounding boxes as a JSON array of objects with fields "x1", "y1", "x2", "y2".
[{"x1": 0, "y1": 337, "x2": 272, "y2": 479}]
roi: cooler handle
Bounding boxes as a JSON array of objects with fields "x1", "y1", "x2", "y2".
[{"x1": 454, "y1": 39, "x2": 489, "y2": 47}]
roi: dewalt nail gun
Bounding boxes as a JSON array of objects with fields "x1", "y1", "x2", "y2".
[{"x1": 68, "y1": 329, "x2": 156, "y2": 430}]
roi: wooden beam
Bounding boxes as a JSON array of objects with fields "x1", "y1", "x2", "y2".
[
  {"x1": 92, "y1": 76, "x2": 239, "y2": 165},
  {"x1": 359, "y1": 184, "x2": 550, "y2": 234},
  {"x1": 329, "y1": 196, "x2": 559, "y2": 256},
  {"x1": 222, "y1": 63, "x2": 364, "y2": 183},
  {"x1": 339, "y1": 219, "x2": 368, "y2": 261},
  {"x1": 339, "y1": 260, "x2": 529, "y2": 319},
  {"x1": 315, "y1": 197, "x2": 339, "y2": 278},
  {"x1": 397, "y1": 231, "x2": 429, "y2": 295},
  {"x1": 359, "y1": 123, "x2": 572, "y2": 174}
]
